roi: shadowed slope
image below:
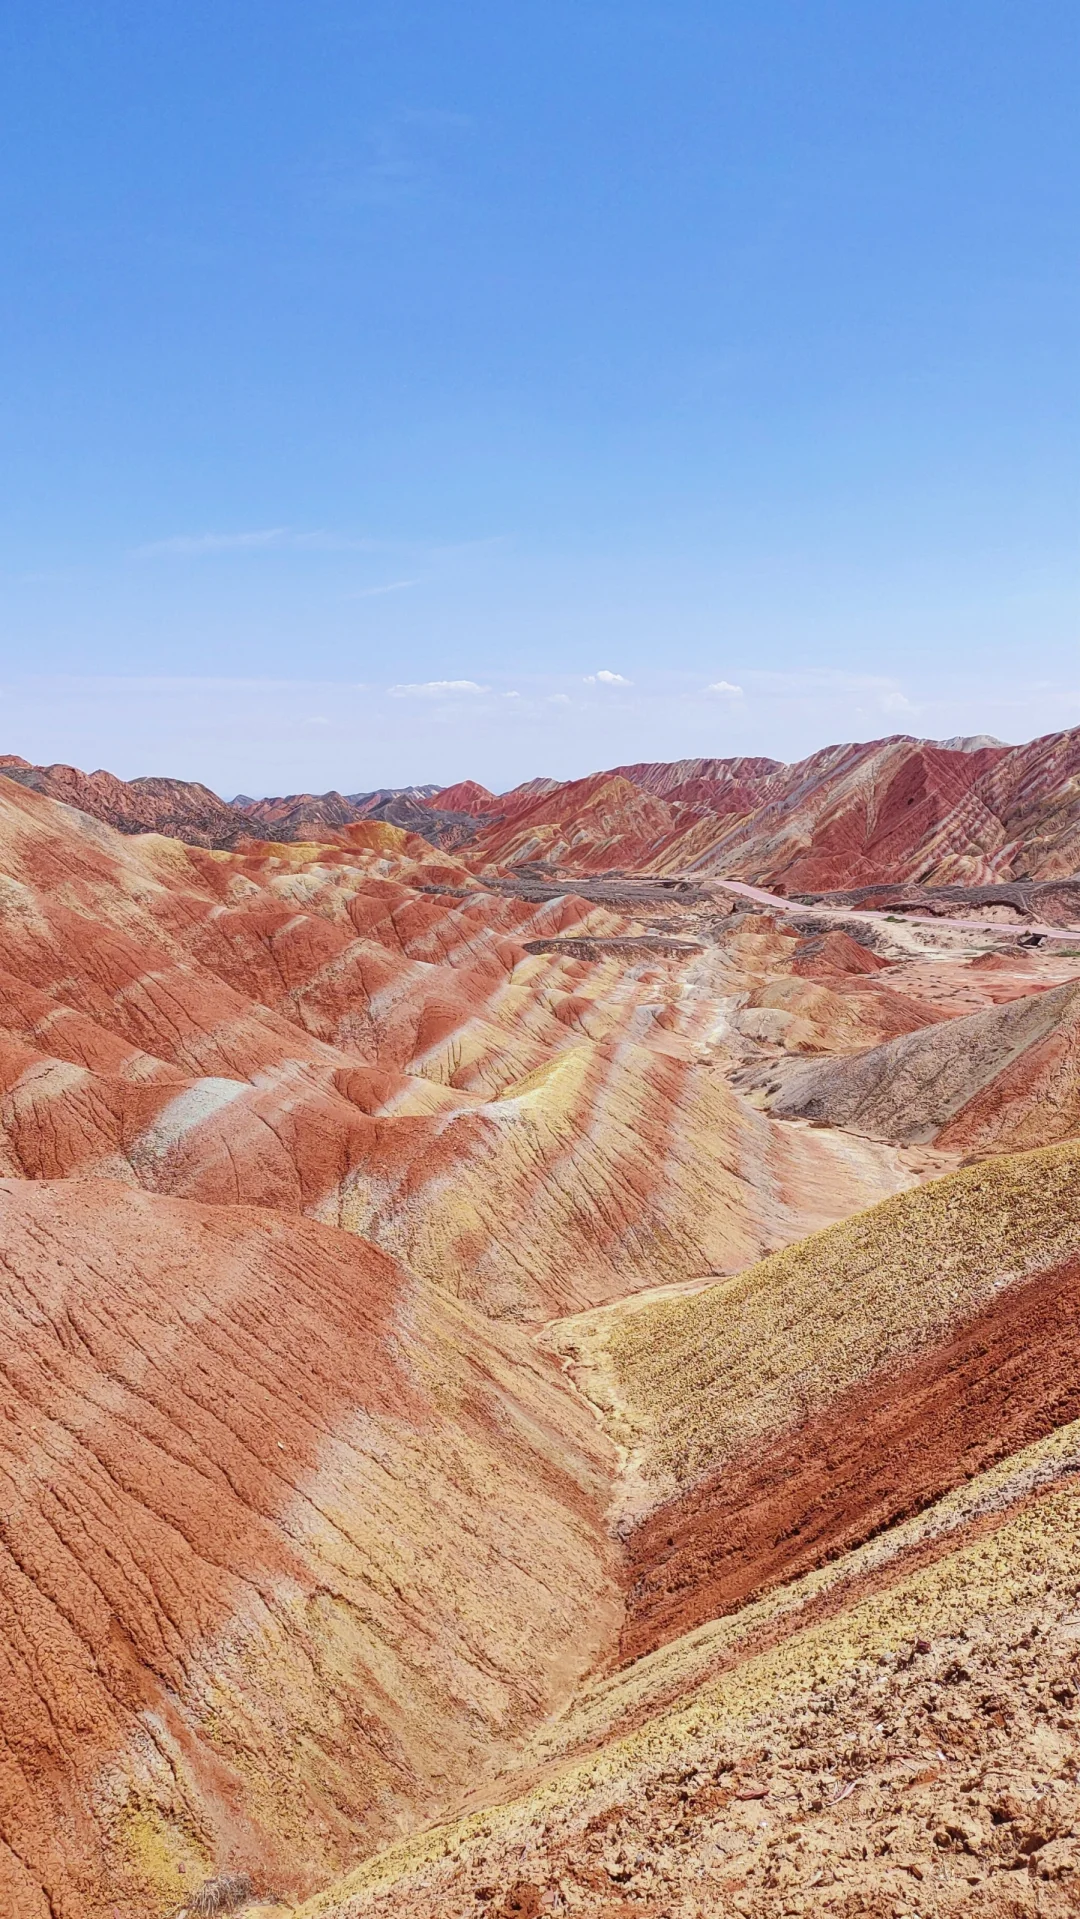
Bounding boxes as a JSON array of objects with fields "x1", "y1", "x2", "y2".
[{"x1": 766, "y1": 976, "x2": 1080, "y2": 1152}]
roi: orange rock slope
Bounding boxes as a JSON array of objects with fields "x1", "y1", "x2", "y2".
[{"x1": 0, "y1": 1178, "x2": 619, "y2": 1917}]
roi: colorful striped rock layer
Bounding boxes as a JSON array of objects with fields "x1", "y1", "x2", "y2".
[{"x1": 1, "y1": 766, "x2": 1080, "y2": 1918}]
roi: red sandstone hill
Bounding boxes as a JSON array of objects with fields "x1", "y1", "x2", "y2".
[
  {"x1": 465, "y1": 728, "x2": 1080, "y2": 886},
  {"x1": 427, "y1": 779, "x2": 499, "y2": 815},
  {"x1": 7, "y1": 726, "x2": 1080, "y2": 885},
  {"x1": 4, "y1": 761, "x2": 1080, "y2": 1915},
  {"x1": 0, "y1": 756, "x2": 247, "y2": 847}
]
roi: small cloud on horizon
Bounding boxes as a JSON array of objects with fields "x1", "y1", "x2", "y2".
[
  {"x1": 387, "y1": 679, "x2": 490, "y2": 698},
  {"x1": 707, "y1": 680, "x2": 744, "y2": 696},
  {"x1": 584, "y1": 670, "x2": 632, "y2": 686}
]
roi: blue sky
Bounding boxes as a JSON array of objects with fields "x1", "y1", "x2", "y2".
[{"x1": 0, "y1": 1, "x2": 1076, "y2": 794}]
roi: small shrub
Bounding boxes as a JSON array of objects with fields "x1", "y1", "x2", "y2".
[{"x1": 187, "y1": 1873, "x2": 254, "y2": 1917}]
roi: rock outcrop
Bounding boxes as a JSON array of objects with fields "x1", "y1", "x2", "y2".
[
  {"x1": 0, "y1": 1178, "x2": 618, "y2": 1917},
  {"x1": 764, "y1": 975, "x2": 1080, "y2": 1153},
  {"x1": 0, "y1": 758, "x2": 248, "y2": 847},
  {"x1": 306, "y1": 1145, "x2": 1080, "y2": 1918}
]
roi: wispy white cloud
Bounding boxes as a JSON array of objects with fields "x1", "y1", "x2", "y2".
[
  {"x1": 707, "y1": 680, "x2": 743, "y2": 696},
  {"x1": 352, "y1": 578, "x2": 418, "y2": 599},
  {"x1": 135, "y1": 528, "x2": 381, "y2": 558},
  {"x1": 584, "y1": 669, "x2": 632, "y2": 686},
  {"x1": 387, "y1": 679, "x2": 490, "y2": 698},
  {"x1": 138, "y1": 528, "x2": 293, "y2": 556}
]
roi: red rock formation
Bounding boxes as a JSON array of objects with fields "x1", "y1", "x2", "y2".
[
  {"x1": 768, "y1": 976, "x2": 1080, "y2": 1151},
  {"x1": 7, "y1": 725, "x2": 1080, "y2": 886},
  {"x1": 5, "y1": 740, "x2": 1080, "y2": 1919},
  {"x1": 230, "y1": 787, "x2": 367, "y2": 836},
  {"x1": 0, "y1": 761, "x2": 247, "y2": 847},
  {"x1": 0, "y1": 1178, "x2": 618, "y2": 1916},
  {"x1": 428, "y1": 779, "x2": 500, "y2": 815},
  {"x1": 0, "y1": 776, "x2": 912, "y2": 1324},
  {"x1": 467, "y1": 728, "x2": 1080, "y2": 888},
  {"x1": 621, "y1": 1250, "x2": 1080, "y2": 1660}
]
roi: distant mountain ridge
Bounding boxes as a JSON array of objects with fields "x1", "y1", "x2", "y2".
[
  {"x1": 2, "y1": 725, "x2": 1078, "y2": 883},
  {"x1": 467, "y1": 730, "x2": 1080, "y2": 886}
]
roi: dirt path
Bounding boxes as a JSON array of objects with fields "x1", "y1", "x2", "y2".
[{"x1": 713, "y1": 875, "x2": 1080, "y2": 942}]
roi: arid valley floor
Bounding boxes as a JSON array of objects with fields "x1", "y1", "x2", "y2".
[{"x1": 5, "y1": 733, "x2": 1080, "y2": 1919}]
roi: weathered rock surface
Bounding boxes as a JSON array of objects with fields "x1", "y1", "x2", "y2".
[
  {"x1": 764, "y1": 976, "x2": 1080, "y2": 1152},
  {"x1": 0, "y1": 1179, "x2": 619, "y2": 1918},
  {"x1": 9, "y1": 723, "x2": 1080, "y2": 885},
  {"x1": 0, "y1": 777, "x2": 915, "y2": 1319},
  {"x1": 467, "y1": 729, "x2": 1080, "y2": 887},
  {"x1": 308, "y1": 1145, "x2": 1080, "y2": 1919},
  {"x1": 0, "y1": 757, "x2": 248, "y2": 847},
  {"x1": 2, "y1": 748, "x2": 1080, "y2": 1919}
]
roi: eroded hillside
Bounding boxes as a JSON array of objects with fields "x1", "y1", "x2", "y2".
[{"x1": 1, "y1": 763, "x2": 1080, "y2": 1919}]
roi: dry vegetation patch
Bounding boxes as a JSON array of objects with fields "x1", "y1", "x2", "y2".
[{"x1": 601, "y1": 1140, "x2": 1080, "y2": 1490}]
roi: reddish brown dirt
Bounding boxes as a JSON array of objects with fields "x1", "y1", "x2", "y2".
[
  {"x1": 620, "y1": 1254, "x2": 1080, "y2": 1665},
  {"x1": 0, "y1": 1175, "x2": 619, "y2": 1918},
  {"x1": 0, "y1": 1179, "x2": 414, "y2": 1912},
  {"x1": 790, "y1": 929, "x2": 891, "y2": 977}
]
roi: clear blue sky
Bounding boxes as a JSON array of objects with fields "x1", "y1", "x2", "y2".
[{"x1": 0, "y1": 1, "x2": 1076, "y2": 794}]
